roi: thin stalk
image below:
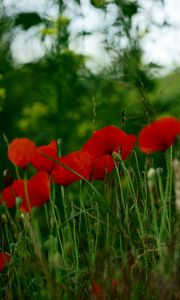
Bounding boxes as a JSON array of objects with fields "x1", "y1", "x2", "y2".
[
  {"x1": 38, "y1": 151, "x2": 114, "y2": 217},
  {"x1": 92, "y1": 202, "x2": 100, "y2": 273},
  {"x1": 120, "y1": 159, "x2": 149, "y2": 266},
  {"x1": 148, "y1": 184, "x2": 162, "y2": 253},
  {"x1": 114, "y1": 162, "x2": 132, "y2": 245},
  {"x1": 49, "y1": 197, "x2": 69, "y2": 275},
  {"x1": 121, "y1": 161, "x2": 144, "y2": 239},
  {"x1": 71, "y1": 201, "x2": 79, "y2": 281},
  {"x1": 157, "y1": 172, "x2": 171, "y2": 239},
  {"x1": 23, "y1": 215, "x2": 54, "y2": 299},
  {"x1": 165, "y1": 147, "x2": 173, "y2": 229},
  {"x1": 131, "y1": 150, "x2": 147, "y2": 201}
]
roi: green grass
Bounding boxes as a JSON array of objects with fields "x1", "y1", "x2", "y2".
[{"x1": 0, "y1": 148, "x2": 180, "y2": 300}]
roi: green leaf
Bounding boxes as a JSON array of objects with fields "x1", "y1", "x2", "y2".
[
  {"x1": 121, "y1": 1, "x2": 138, "y2": 18},
  {"x1": 90, "y1": 0, "x2": 106, "y2": 9},
  {"x1": 14, "y1": 12, "x2": 43, "y2": 30}
]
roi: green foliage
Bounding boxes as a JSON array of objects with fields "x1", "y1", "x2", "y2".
[
  {"x1": 14, "y1": 12, "x2": 44, "y2": 30},
  {"x1": 0, "y1": 0, "x2": 180, "y2": 297},
  {"x1": 121, "y1": 1, "x2": 138, "y2": 18},
  {"x1": 0, "y1": 0, "x2": 179, "y2": 178},
  {"x1": 90, "y1": 0, "x2": 107, "y2": 9},
  {"x1": 0, "y1": 148, "x2": 180, "y2": 299}
]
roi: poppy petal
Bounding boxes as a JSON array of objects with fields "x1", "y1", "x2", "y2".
[
  {"x1": 1, "y1": 186, "x2": 16, "y2": 208},
  {"x1": 138, "y1": 117, "x2": 180, "y2": 153},
  {"x1": 83, "y1": 125, "x2": 136, "y2": 160},
  {"x1": 90, "y1": 281, "x2": 106, "y2": 300},
  {"x1": 8, "y1": 138, "x2": 36, "y2": 168},
  {"x1": 120, "y1": 134, "x2": 136, "y2": 159},
  {"x1": 12, "y1": 179, "x2": 28, "y2": 211},
  {"x1": 83, "y1": 125, "x2": 126, "y2": 157},
  {"x1": 11, "y1": 172, "x2": 50, "y2": 212},
  {"x1": 92, "y1": 155, "x2": 115, "y2": 180},
  {"x1": 30, "y1": 140, "x2": 57, "y2": 173},
  {"x1": 51, "y1": 150, "x2": 94, "y2": 186},
  {"x1": 0, "y1": 252, "x2": 10, "y2": 271},
  {"x1": 28, "y1": 171, "x2": 50, "y2": 208}
]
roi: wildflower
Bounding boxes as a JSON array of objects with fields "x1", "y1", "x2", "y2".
[
  {"x1": 51, "y1": 150, "x2": 94, "y2": 186},
  {"x1": 112, "y1": 279, "x2": 118, "y2": 298},
  {"x1": 138, "y1": 117, "x2": 180, "y2": 153},
  {"x1": 90, "y1": 281, "x2": 106, "y2": 300},
  {"x1": 27, "y1": 171, "x2": 50, "y2": 208},
  {"x1": 1, "y1": 171, "x2": 50, "y2": 212},
  {"x1": 30, "y1": 140, "x2": 57, "y2": 173},
  {"x1": 0, "y1": 186, "x2": 16, "y2": 208},
  {"x1": 8, "y1": 138, "x2": 36, "y2": 168},
  {"x1": 83, "y1": 125, "x2": 136, "y2": 160},
  {"x1": 111, "y1": 279, "x2": 118, "y2": 289},
  {"x1": 92, "y1": 155, "x2": 115, "y2": 180},
  {"x1": 83, "y1": 126, "x2": 135, "y2": 181},
  {"x1": 0, "y1": 252, "x2": 10, "y2": 271}
]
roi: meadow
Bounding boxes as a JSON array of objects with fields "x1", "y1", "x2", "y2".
[
  {"x1": 1, "y1": 1, "x2": 180, "y2": 299},
  {"x1": 0, "y1": 117, "x2": 180, "y2": 300}
]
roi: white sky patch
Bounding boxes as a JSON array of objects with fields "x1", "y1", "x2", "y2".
[
  {"x1": 69, "y1": 0, "x2": 180, "y2": 72},
  {"x1": 4, "y1": 0, "x2": 180, "y2": 72},
  {"x1": 11, "y1": 28, "x2": 45, "y2": 64},
  {"x1": 68, "y1": 1, "x2": 109, "y2": 70},
  {"x1": 3, "y1": 0, "x2": 58, "y2": 17},
  {"x1": 135, "y1": 0, "x2": 180, "y2": 70}
]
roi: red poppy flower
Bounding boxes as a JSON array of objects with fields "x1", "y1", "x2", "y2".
[
  {"x1": 90, "y1": 281, "x2": 106, "y2": 300},
  {"x1": 92, "y1": 155, "x2": 115, "y2": 180},
  {"x1": 0, "y1": 252, "x2": 10, "y2": 271},
  {"x1": 1, "y1": 171, "x2": 50, "y2": 212},
  {"x1": 111, "y1": 279, "x2": 118, "y2": 298},
  {"x1": 51, "y1": 150, "x2": 94, "y2": 186},
  {"x1": 28, "y1": 171, "x2": 50, "y2": 208},
  {"x1": 10, "y1": 179, "x2": 27, "y2": 209},
  {"x1": 111, "y1": 279, "x2": 118, "y2": 289},
  {"x1": 83, "y1": 125, "x2": 136, "y2": 160},
  {"x1": 119, "y1": 133, "x2": 136, "y2": 160},
  {"x1": 8, "y1": 138, "x2": 36, "y2": 168},
  {"x1": 30, "y1": 140, "x2": 57, "y2": 173},
  {"x1": 138, "y1": 117, "x2": 180, "y2": 153},
  {"x1": 0, "y1": 186, "x2": 16, "y2": 208},
  {"x1": 12, "y1": 171, "x2": 50, "y2": 212}
]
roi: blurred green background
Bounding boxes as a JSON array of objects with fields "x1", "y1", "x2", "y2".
[{"x1": 1, "y1": 0, "x2": 180, "y2": 185}]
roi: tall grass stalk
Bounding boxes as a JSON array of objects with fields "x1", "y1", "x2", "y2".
[{"x1": 1, "y1": 147, "x2": 179, "y2": 299}]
